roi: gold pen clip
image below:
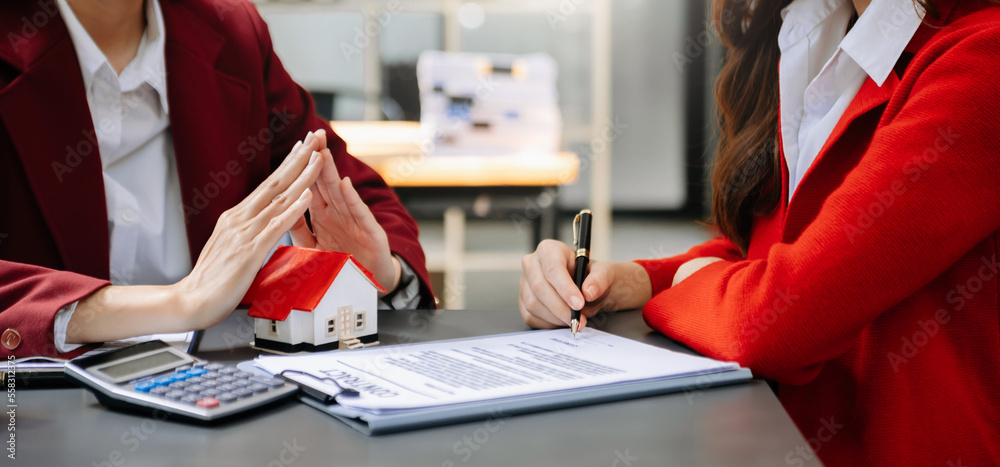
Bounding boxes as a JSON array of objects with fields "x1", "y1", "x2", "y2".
[{"x1": 572, "y1": 212, "x2": 582, "y2": 250}]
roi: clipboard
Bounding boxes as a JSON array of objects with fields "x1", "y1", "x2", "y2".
[
  {"x1": 299, "y1": 367, "x2": 752, "y2": 435},
  {"x1": 258, "y1": 329, "x2": 754, "y2": 436}
]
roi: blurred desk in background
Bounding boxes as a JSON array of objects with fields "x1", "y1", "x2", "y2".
[{"x1": 331, "y1": 121, "x2": 580, "y2": 309}]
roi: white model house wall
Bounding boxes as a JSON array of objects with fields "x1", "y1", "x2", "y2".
[
  {"x1": 311, "y1": 262, "x2": 379, "y2": 346},
  {"x1": 253, "y1": 307, "x2": 316, "y2": 345}
]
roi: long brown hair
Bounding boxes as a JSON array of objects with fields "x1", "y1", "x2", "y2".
[{"x1": 709, "y1": 0, "x2": 945, "y2": 253}]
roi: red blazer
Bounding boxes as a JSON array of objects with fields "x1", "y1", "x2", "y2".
[
  {"x1": 638, "y1": 1, "x2": 999, "y2": 465},
  {"x1": 0, "y1": 0, "x2": 433, "y2": 358}
]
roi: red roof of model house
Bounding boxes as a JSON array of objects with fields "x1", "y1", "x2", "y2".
[{"x1": 240, "y1": 245, "x2": 385, "y2": 321}]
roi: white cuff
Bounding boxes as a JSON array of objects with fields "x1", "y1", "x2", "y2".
[
  {"x1": 378, "y1": 255, "x2": 423, "y2": 310},
  {"x1": 53, "y1": 301, "x2": 85, "y2": 353}
]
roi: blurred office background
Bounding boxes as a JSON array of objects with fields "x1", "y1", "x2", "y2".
[{"x1": 251, "y1": 0, "x2": 724, "y2": 310}]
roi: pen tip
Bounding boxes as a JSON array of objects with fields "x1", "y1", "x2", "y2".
[{"x1": 570, "y1": 320, "x2": 579, "y2": 338}]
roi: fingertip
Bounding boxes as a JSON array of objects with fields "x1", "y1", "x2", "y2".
[
  {"x1": 569, "y1": 295, "x2": 585, "y2": 310},
  {"x1": 341, "y1": 177, "x2": 358, "y2": 197}
]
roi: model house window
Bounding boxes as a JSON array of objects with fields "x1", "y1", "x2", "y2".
[
  {"x1": 355, "y1": 311, "x2": 365, "y2": 331},
  {"x1": 326, "y1": 318, "x2": 337, "y2": 337},
  {"x1": 268, "y1": 320, "x2": 278, "y2": 335}
]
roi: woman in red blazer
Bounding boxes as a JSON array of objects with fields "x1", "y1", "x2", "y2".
[
  {"x1": 521, "y1": 0, "x2": 999, "y2": 464},
  {"x1": 0, "y1": 0, "x2": 433, "y2": 358}
]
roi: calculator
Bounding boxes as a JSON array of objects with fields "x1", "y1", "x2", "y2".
[{"x1": 65, "y1": 340, "x2": 297, "y2": 423}]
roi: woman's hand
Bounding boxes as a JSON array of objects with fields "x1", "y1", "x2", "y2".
[
  {"x1": 518, "y1": 240, "x2": 653, "y2": 330},
  {"x1": 67, "y1": 133, "x2": 327, "y2": 343},
  {"x1": 287, "y1": 129, "x2": 401, "y2": 295}
]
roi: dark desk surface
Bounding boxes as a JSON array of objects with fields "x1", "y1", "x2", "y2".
[{"x1": 17, "y1": 309, "x2": 821, "y2": 467}]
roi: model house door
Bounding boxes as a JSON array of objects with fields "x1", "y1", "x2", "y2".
[{"x1": 337, "y1": 305, "x2": 355, "y2": 339}]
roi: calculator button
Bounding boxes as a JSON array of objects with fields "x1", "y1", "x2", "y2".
[
  {"x1": 234, "y1": 388, "x2": 253, "y2": 399},
  {"x1": 168, "y1": 381, "x2": 189, "y2": 389},
  {"x1": 217, "y1": 376, "x2": 235, "y2": 384},
  {"x1": 218, "y1": 393, "x2": 238, "y2": 404},
  {"x1": 232, "y1": 380, "x2": 250, "y2": 388},
  {"x1": 218, "y1": 368, "x2": 238, "y2": 375},
  {"x1": 180, "y1": 395, "x2": 200, "y2": 405},
  {"x1": 176, "y1": 365, "x2": 192, "y2": 372},
  {"x1": 153, "y1": 376, "x2": 175, "y2": 385},
  {"x1": 216, "y1": 384, "x2": 236, "y2": 393},
  {"x1": 203, "y1": 371, "x2": 220, "y2": 379},
  {"x1": 149, "y1": 386, "x2": 170, "y2": 396},
  {"x1": 234, "y1": 371, "x2": 253, "y2": 379},
  {"x1": 201, "y1": 380, "x2": 219, "y2": 388},
  {"x1": 205, "y1": 363, "x2": 225, "y2": 371},
  {"x1": 165, "y1": 390, "x2": 186, "y2": 400},
  {"x1": 250, "y1": 376, "x2": 285, "y2": 388},
  {"x1": 186, "y1": 377, "x2": 204, "y2": 385},
  {"x1": 186, "y1": 384, "x2": 205, "y2": 393},
  {"x1": 134, "y1": 381, "x2": 156, "y2": 392},
  {"x1": 196, "y1": 397, "x2": 220, "y2": 408},
  {"x1": 199, "y1": 389, "x2": 220, "y2": 398},
  {"x1": 187, "y1": 368, "x2": 207, "y2": 377},
  {"x1": 249, "y1": 383, "x2": 269, "y2": 394},
  {"x1": 172, "y1": 372, "x2": 193, "y2": 381}
]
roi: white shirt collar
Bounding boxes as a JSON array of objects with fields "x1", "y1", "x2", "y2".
[
  {"x1": 56, "y1": 0, "x2": 170, "y2": 114},
  {"x1": 780, "y1": 0, "x2": 925, "y2": 86}
]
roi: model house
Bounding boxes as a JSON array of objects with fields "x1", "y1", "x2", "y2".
[{"x1": 241, "y1": 245, "x2": 384, "y2": 354}]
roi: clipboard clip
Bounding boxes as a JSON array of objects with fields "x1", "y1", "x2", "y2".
[{"x1": 278, "y1": 369, "x2": 360, "y2": 405}]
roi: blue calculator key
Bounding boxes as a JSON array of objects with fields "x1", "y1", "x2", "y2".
[
  {"x1": 199, "y1": 389, "x2": 220, "y2": 397},
  {"x1": 180, "y1": 395, "x2": 200, "y2": 405},
  {"x1": 153, "y1": 376, "x2": 175, "y2": 385},
  {"x1": 149, "y1": 386, "x2": 170, "y2": 396},
  {"x1": 187, "y1": 368, "x2": 207, "y2": 376},
  {"x1": 172, "y1": 372, "x2": 193, "y2": 381},
  {"x1": 234, "y1": 388, "x2": 253, "y2": 399},
  {"x1": 218, "y1": 393, "x2": 238, "y2": 403},
  {"x1": 134, "y1": 381, "x2": 156, "y2": 392}
]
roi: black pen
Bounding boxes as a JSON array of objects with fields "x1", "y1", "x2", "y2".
[{"x1": 571, "y1": 209, "x2": 592, "y2": 338}]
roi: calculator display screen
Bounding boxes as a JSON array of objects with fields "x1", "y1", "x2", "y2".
[{"x1": 97, "y1": 351, "x2": 186, "y2": 380}]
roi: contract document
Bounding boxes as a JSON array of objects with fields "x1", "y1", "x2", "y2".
[{"x1": 253, "y1": 328, "x2": 752, "y2": 433}]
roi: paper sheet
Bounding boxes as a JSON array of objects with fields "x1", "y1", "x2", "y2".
[{"x1": 255, "y1": 328, "x2": 738, "y2": 413}]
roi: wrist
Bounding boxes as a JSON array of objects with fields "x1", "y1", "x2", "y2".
[
  {"x1": 609, "y1": 261, "x2": 653, "y2": 311},
  {"x1": 381, "y1": 255, "x2": 402, "y2": 296},
  {"x1": 67, "y1": 284, "x2": 189, "y2": 344}
]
